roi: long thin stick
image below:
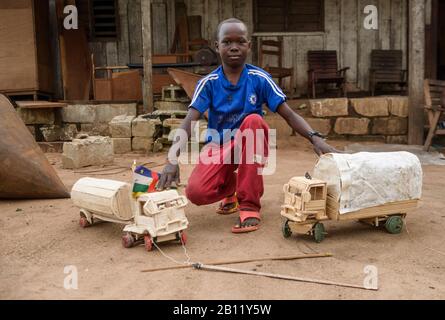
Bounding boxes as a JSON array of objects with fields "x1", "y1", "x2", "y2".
[
  {"x1": 195, "y1": 263, "x2": 377, "y2": 291},
  {"x1": 140, "y1": 252, "x2": 332, "y2": 273}
]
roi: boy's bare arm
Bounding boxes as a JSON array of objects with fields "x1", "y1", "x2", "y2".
[
  {"x1": 276, "y1": 102, "x2": 340, "y2": 155},
  {"x1": 157, "y1": 108, "x2": 202, "y2": 190}
]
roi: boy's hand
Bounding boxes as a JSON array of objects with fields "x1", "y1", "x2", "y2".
[
  {"x1": 311, "y1": 136, "x2": 342, "y2": 156},
  {"x1": 157, "y1": 163, "x2": 180, "y2": 190}
]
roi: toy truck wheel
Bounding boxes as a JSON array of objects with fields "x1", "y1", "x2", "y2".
[
  {"x1": 385, "y1": 215, "x2": 404, "y2": 234},
  {"x1": 179, "y1": 231, "x2": 187, "y2": 245},
  {"x1": 313, "y1": 223, "x2": 326, "y2": 243},
  {"x1": 144, "y1": 235, "x2": 154, "y2": 251},
  {"x1": 282, "y1": 220, "x2": 292, "y2": 238},
  {"x1": 79, "y1": 216, "x2": 91, "y2": 228},
  {"x1": 122, "y1": 233, "x2": 135, "y2": 248}
]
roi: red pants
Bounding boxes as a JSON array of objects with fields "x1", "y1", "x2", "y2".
[{"x1": 186, "y1": 114, "x2": 269, "y2": 212}]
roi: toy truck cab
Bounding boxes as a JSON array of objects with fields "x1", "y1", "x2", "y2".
[
  {"x1": 281, "y1": 177, "x2": 328, "y2": 222},
  {"x1": 122, "y1": 189, "x2": 189, "y2": 251}
]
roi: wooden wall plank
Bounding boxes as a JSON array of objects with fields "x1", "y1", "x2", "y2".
[
  {"x1": 220, "y1": 0, "x2": 234, "y2": 20},
  {"x1": 325, "y1": 0, "x2": 341, "y2": 53},
  {"x1": 357, "y1": 0, "x2": 378, "y2": 90},
  {"x1": 340, "y1": 0, "x2": 358, "y2": 85},
  {"x1": 117, "y1": 0, "x2": 130, "y2": 65},
  {"x1": 128, "y1": 0, "x2": 143, "y2": 63},
  {"x1": 141, "y1": 0, "x2": 153, "y2": 112},
  {"x1": 295, "y1": 35, "x2": 324, "y2": 96},
  {"x1": 408, "y1": 0, "x2": 425, "y2": 145},
  {"x1": 378, "y1": 0, "x2": 391, "y2": 49},
  {"x1": 106, "y1": 42, "x2": 119, "y2": 66},
  {"x1": 152, "y1": 1, "x2": 168, "y2": 54}
]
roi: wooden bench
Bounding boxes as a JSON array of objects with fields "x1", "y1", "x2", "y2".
[
  {"x1": 370, "y1": 50, "x2": 407, "y2": 96},
  {"x1": 307, "y1": 51, "x2": 349, "y2": 98},
  {"x1": 423, "y1": 79, "x2": 445, "y2": 151}
]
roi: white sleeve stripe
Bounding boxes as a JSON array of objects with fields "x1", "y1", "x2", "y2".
[
  {"x1": 189, "y1": 75, "x2": 219, "y2": 107},
  {"x1": 248, "y1": 70, "x2": 285, "y2": 94},
  {"x1": 248, "y1": 70, "x2": 286, "y2": 99}
]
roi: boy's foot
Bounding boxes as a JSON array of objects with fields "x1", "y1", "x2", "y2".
[
  {"x1": 232, "y1": 210, "x2": 261, "y2": 233},
  {"x1": 216, "y1": 193, "x2": 239, "y2": 215}
]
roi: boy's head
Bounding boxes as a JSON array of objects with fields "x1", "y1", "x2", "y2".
[{"x1": 215, "y1": 18, "x2": 251, "y2": 69}]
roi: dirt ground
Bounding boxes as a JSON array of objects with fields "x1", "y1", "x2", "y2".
[{"x1": 1, "y1": 138, "x2": 444, "y2": 300}]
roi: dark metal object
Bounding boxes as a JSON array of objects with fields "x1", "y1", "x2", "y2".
[{"x1": 0, "y1": 94, "x2": 69, "y2": 199}]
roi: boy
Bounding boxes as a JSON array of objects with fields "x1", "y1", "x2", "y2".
[{"x1": 157, "y1": 18, "x2": 339, "y2": 233}]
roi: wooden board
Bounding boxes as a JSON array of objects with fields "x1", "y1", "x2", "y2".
[
  {"x1": 15, "y1": 101, "x2": 67, "y2": 109},
  {"x1": 60, "y1": 26, "x2": 92, "y2": 100},
  {"x1": 326, "y1": 195, "x2": 418, "y2": 221},
  {"x1": 111, "y1": 70, "x2": 143, "y2": 100},
  {"x1": 0, "y1": 0, "x2": 36, "y2": 92}
]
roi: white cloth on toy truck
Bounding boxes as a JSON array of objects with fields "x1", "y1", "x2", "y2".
[{"x1": 313, "y1": 152, "x2": 422, "y2": 214}]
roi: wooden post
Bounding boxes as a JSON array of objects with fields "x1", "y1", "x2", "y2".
[
  {"x1": 408, "y1": 0, "x2": 425, "y2": 145},
  {"x1": 141, "y1": 0, "x2": 153, "y2": 113}
]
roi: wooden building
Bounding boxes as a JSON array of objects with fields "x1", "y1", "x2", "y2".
[{"x1": 0, "y1": 0, "x2": 441, "y2": 144}]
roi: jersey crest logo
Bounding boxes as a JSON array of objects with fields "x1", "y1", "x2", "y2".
[{"x1": 249, "y1": 93, "x2": 257, "y2": 105}]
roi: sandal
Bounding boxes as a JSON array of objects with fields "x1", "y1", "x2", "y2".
[
  {"x1": 216, "y1": 194, "x2": 239, "y2": 215},
  {"x1": 231, "y1": 210, "x2": 261, "y2": 234}
]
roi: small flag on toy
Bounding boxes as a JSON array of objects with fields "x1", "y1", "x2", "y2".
[{"x1": 132, "y1": 165, "x2": 161, "y2": 197}]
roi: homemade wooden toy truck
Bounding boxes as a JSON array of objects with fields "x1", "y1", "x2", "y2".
[
  {"x1": 281, "y1": 152, "x2": 422, "y2": 243},
  {"x1": 71, "y1": 178, "x2": 189, "y2": 251}
]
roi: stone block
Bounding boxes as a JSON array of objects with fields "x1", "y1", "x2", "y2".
[
  {"x1": 40, "y1": 124, "x2": 78, "y2": 142},
  {"x1": 112, "y1": 138, "x2": 132, "y2": 154},
  {"x1": 305, "y1": 118, "x2": 332, "y2": 136},
  {"x1": 388, "y1": 96, "x2": 409, "y2": 117},
  {"x1": 109, "y1": 115, "x2": 135, "y2": 138},
  {"x1": 351, "y1": 97, "x2": 389, "y2": 117},
  {"x1": 132, "y1": 137, "x2": 153, "y2": 152},
  {"x1": 94, "y1": 103, "x2": 137, "y2": 123},
  {"x1": 154, "y1": 100, "x2": 188, "y2": 111},
  {"x1": 132, "y1": 116, "x2": 161, "y2": 137},
  {"x1": 61, "y1": 104, "x2": 95, "y2": 123},
  {"x1": 62, "y1": 136, "x2": 114, "y2": 169},
  {"x1": 386, "y1": 135, "x2": 408, "y2": 145},
  {"x1": 163, "y1": 118, "x2": 183, "y2": 129},
  {"x1": 17, "y1": 108, "x2": 55, "y2": 125},
  {"x1": 334, "y1": 118, "x2": 370, "y2": 135},
  {"x1": 372, "y1": 118, "x2": 408, "y2": 135},
  {"x1": 80, "y1": 123, "x2": 110, "y2": 136},
  {"x1": 310, "y1": 98, "x2": 349, "y2": 117}
]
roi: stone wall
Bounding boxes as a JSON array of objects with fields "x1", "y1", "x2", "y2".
[
  {"x1": 17, "y1": 102, "x2": 137, "y2": 143},
  {"x1": 308, "y1": 97, "x2": 408, "y2": 144},
  {"x1": 265, "y1": 96, "x2": 409, "y2": 144}
]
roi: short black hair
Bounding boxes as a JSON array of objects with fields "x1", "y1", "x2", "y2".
[{"x1": 215, "y1": 18, "x2": 248, "y2": 41}]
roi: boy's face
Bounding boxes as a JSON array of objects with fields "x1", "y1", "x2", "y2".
[{"x1": 215, "y1": 22, "x2": 251, "y2": 69}]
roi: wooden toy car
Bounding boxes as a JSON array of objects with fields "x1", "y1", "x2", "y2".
[
  {"x1": 281, "y1": 176, "x2": 419, "y2": 243},
  {"x1": 71, "y1": 178, "x2": 189, "y2": 251},
  {"x1": 122, "y1": 189, "x2": 189, "y2": 251}
]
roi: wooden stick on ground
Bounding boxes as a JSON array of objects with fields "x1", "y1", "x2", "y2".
[
  {"x1": 140, "y1": 252, "x2": 332, "y2": 273},
  {"x1": 194, "y1": 263, "x2": 377, "y2": 291}
]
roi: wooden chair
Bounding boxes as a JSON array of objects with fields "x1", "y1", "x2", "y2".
[
  {"x1": 259, "y1": 37, "x2": 294, "y2": 95},
  {"x1": 307, "y1": 51, "x2": 349, "y2": 98},
  {"x1": 370, "y1": 50, "x2": 407, "y2": 96},
  {"x1": 423, "y1": 79, "x2": 445, "y2": 151}
]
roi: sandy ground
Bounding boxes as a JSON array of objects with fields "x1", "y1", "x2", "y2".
[{"x1": 1, "y1": 138, "x2": 444, "y2": 300}]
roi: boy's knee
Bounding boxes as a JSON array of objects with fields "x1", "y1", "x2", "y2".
[
  {"x1": 242, "y1": 114, "x2": 267, "y2": 129},
  {"x1": 185, "y1": 182, "x2": 204, "y2": 206}
]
